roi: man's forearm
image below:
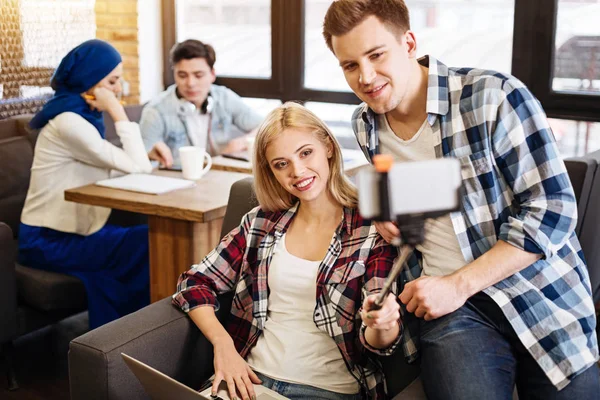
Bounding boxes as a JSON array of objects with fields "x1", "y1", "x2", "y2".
[{"x1": 452, "y1": 240, "x2": 542, "y2": 298}]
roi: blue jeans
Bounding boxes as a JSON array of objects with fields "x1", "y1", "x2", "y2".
[
  {"x1": 419, "y1": 292, "x2": 600, "y2": 400},
  {"x1": 254, "y1": 371, "x2": 362, "y2": 400}
]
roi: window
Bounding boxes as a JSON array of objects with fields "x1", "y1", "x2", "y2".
[
  {"x1": 411, "y1": 0, "x2": 514, "y2": 73},
  {"x1": 165, "y1": 0, "x2": 600, "y2": 129},
  {"x1": 513, "y1": 0, "x2": 600, "y2": 121},
  {"x1": 175, "y1": 0, "x2": 272, "y2": 79},
  {"x1": 551, "y1": 119, "x2": 600, "y2": 157},
  {"x1": 305, "y1": 101, "x2": 360, "y2": 149},
  {"x1": 0, "y1": 0, "x2": 95, "y2": 117},
  {"x1": 20, "y1": 0, "x2": 96, "y2": 68},
  {"x1": 304, "y1": 0, "x2": 515, "y2": 92},
  {"x1": 303, "y1": 0, "x2": 348, "y2": 92},
  {"x1": 242, "y1": 97, "x2": 282, "y2": 117},
  {"x1": 552, "y1": 0, "x2": 600, "y2": 94}
]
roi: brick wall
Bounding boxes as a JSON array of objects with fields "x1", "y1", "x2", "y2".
[{"x1": 95, "y1": 0, "x2": 140, "y2": 105}]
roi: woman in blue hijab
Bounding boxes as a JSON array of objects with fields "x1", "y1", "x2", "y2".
[{"x1": 19, "y1": 39, "x2": 153, "y2": 329}]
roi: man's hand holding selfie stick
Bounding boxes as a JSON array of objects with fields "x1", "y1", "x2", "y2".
[{"x1": 357, "y1": 155, "x2": 463, "y2": 320}]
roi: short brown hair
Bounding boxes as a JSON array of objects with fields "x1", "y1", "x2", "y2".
[
  {"x1": 323, "y1": 0, "x2": 410, "y2": 53},
  {"x1": 170, "y1": 39, "x2": 216, "y2": 68},
  {"x1": 252, "y1": 102, "x2": 358, "y2": 211}
]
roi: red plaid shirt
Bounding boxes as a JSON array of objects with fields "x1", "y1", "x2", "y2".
[{"x1": 173, "y1": 203, "x2": 401, "y2": 399}]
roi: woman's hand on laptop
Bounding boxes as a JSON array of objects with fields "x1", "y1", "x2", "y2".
[{"x1": 212, "y1": 338, "x2": 262, "y2": 400}]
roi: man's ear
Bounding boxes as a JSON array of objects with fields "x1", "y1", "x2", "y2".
[
  {"x1": 405, "y1": 30, "x2": 418, "y2": 58},
  {"x1": 210, "y1": 68, "x2": 217, "y2": 83}
]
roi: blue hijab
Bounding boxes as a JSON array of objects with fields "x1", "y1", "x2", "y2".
[{"x1": 29, "y1": 39, "x2": 122, "y2": 138}]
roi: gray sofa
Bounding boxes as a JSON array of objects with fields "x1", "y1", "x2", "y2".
[{"x1": 68, "y1": 154, "x2": 600, "y2": 400}]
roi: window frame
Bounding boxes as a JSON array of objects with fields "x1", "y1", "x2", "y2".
[
  {"x1": 163, "y1": 0, "x2": 600, "y2": 122},
  {"x1": 512, "y1": 0, "x2": 600, "y2": 122},
  {"x1": 162, "y1": 0, "x2": 359, "y2": 105}
]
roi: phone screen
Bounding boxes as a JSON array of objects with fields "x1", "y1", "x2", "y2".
[{"x1": 158, "y1": 164, "x2": 182, "y2": 172}]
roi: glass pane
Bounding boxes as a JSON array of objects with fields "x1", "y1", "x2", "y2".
[
  {"x1": 242, "y1": 97, "x2": 282, "y2": 117},
  {"x1": 176, "y1": 0, "x2": 271, "y2": 78},
  {"x1": 551, "y1": 119, "x2": 600, "y2": 158},
  {"x1": 0, "y1": 0, "x2": 94, "y2": 103},
  {"x1": 305, "y1": 102, "x2": 361, "y2": 149},
  {"x1": 20, "y1": 0, "x2": 95, "y2": 68},
  {"x1": 304, "y1": 0, "x2": 514, "y2": 91},
  {"x1": 20, "y1": 86, "x2": 53, "y2": 99},
  {"x1": 553, "y1": 1, "x2": 600, "y2": 94}
]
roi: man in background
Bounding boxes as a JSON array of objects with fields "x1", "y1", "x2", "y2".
[{"x1": 141, "y1": 39, "x2": 262, "y2": 167}]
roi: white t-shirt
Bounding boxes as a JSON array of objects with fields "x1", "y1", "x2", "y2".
[
  {"x1": 378, "y1": 114, "x2": 467, "y2": 276},
  {"x1": 246, "y1": 233, "x2": 360, "y2": 394},
  {"x1": 182, "y1": 110, "x2": 210, "y2": 150}
]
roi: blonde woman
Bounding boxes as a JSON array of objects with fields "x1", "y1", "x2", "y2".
[{"x1": 173, "y1": 103, "x2": 400, "y2": 400}]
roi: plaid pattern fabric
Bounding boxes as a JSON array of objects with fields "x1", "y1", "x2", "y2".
[
  {"x1": 173, "y1": 204, "x2": 400, "y2": 399},
  {"x1": 351, "y1": 55, "x2": 599, "y2": 390}
]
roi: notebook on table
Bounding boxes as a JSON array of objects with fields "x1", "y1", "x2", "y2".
[
  {"x1": 95, "y1": 173, "x2": 195, "y2": 195},
  {"x1": 121, "y1": 353, "x2": 289, "y2": 400}
]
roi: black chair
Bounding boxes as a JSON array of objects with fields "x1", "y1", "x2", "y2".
[
  {"x1": 576, "y1": 150, "x2": 600, "y2": 305},
  {"x1": 0, "y1": 116, "x2": 88, "y2": 391},
  {"x1": 1, "y1": 107, "x2": 147, "y2": 391}
]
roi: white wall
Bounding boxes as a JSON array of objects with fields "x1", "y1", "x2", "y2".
[{"x1": 138, "y1": 0, "x2": 164, "y2": 103}]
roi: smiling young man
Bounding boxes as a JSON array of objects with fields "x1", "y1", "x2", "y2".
[
  {"x1": 323, "y1": 0, "x2": 599, "y2": 399},
  {"x1": 140, "y1": 39, "x2": 263, "y2": 167}
]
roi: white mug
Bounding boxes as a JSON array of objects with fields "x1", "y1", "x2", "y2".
[{"x1": 179, "y1": 146, "x2": 212, "y2": 180}]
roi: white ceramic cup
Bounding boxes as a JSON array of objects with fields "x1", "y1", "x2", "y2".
[{"x1": 179, "y1": 146, "x2": 212, "y2": 180}]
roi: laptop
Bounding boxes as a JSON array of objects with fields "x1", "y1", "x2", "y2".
[{"x1": 122, "y1": 353, "x2": 288, "y2": 400}]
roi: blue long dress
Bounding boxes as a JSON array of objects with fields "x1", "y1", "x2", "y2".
[{"x1": 18, "y1": 223, "x2": 150, "y2": 329}]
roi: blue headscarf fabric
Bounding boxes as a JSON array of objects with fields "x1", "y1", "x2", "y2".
[{"x1": 29, "y1": 39, "x2": 122, "y2": 138}]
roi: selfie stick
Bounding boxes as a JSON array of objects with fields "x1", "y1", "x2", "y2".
[
  {"x1": 368, "y1": 154, "x2": 427, "y2": 310},
  {"x1": 359, "y1": 154, "x2": 463, "y2": 312},
  {"x1": 371, "y1": 243, "x2": 412, "y2": 309}
]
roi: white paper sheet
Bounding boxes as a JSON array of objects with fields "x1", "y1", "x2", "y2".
[{"x1": 95, "y1": 173, "x2": 195, "y2": 195}]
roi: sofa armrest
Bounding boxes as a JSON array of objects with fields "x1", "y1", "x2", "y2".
[
  {"x1": 69, "y1": 297, "x2": 214, "y2": 400},
  {"x1": 0, "y1": 222, "x2": 17, "y2": 343}
]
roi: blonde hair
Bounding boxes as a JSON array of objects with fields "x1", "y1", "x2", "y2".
[{"x1": 252, "y1": 102, "x2": 358, "y2": 212}]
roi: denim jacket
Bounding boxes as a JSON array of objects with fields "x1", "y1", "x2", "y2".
[{"x1": 140, "y1": 84, "x2": 263, "y2": 164}]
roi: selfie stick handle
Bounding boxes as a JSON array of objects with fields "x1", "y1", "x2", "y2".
[{"x1": 371, "y1": 243, "x2": 413, "y2": 310}]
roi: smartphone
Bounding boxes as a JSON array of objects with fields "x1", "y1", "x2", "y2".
[
  {"x1": 222, "y1": 152, "x2": 250, "y2": 162},
  {"x1": 357, "y1": 158, "x2": 462, "y2": 220},
  {"x1": 158, "y1": 164, "x2": 182, "y2": 171}
]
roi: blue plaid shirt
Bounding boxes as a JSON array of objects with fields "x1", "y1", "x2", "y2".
[{"x1": 351, "y1": 55, "x2": 598, "y2": 390}]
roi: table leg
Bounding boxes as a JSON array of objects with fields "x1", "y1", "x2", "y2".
[{"x1": 147, "y1": 216, "x2": 224, "y2": 303}]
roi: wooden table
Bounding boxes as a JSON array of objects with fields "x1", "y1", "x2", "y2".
[
  {"x1": 211, "y1": 148, "x2": 370, "y2": 176},
  {"x1": 65, "y1": 169, "x2": 250, "y2": 302}
]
